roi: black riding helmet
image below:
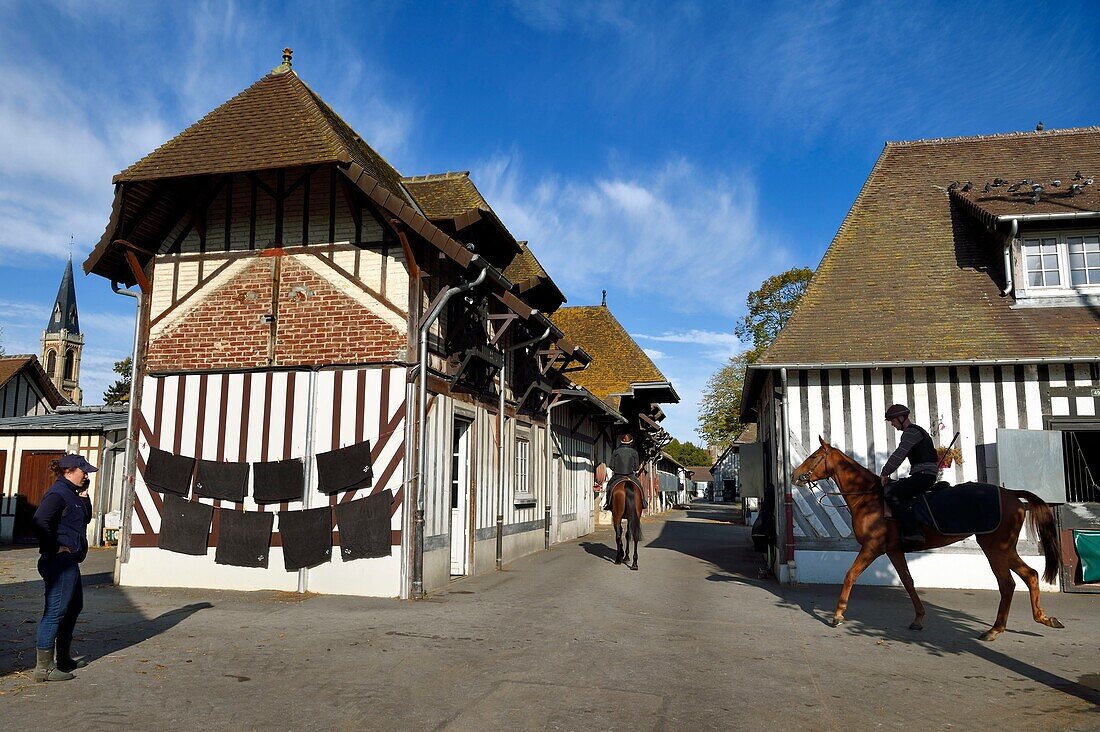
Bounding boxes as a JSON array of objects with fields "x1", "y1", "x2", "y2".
[{"x1": 884, "y1": 404, "x2": 910, "y2": 421}]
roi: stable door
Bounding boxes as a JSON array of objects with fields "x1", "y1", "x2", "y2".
[
  {"x1": 16, "y1": 451, "x2": 65, "y2": 541},
  {"x1": 450, "y1": 419, "x2": 472, "y2": 575}
]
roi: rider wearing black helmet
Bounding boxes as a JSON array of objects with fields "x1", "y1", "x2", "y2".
[{"x1": 880, "y1": 404, "x2": 938, "y2": 543}]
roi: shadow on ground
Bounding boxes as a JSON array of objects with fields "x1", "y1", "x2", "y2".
[
  {"x1": 644, "y1": 501, "x2": 1100, "y2": 712},
  {"x1": 0, "y1": 546, "x2": 211, "y2": 678}
]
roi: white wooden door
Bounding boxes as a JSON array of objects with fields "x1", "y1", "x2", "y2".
[{"x1": 450, "y1": 419, "x2": 472, "y2": 575}]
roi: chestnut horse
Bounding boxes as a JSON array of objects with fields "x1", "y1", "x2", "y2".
[
  {"x1": 792, "y1": 436, "x2": 1064, "y2": 641},
  {"x1": 609, "y1": 477, "x2": 643, "y2": 570}
]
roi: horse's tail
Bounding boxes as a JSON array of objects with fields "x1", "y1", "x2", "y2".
[
  {"x1": 1011, "y1": 489, "x2": 1060, "y2": 584},
  {"x1": 625, "y1": 485, "x2": 642, "y2": 542}
]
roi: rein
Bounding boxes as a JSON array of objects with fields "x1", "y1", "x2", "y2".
[{"x1": 797, "y1": 445, "x2": 882, "y2": 512}]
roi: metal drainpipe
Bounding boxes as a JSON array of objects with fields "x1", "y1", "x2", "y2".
[
  {"x1": 1002, "y1": 218, "x2": 1018, "y2": 297},
  {"x1": 495, "y1": 327, "x2": 551, "y2": 568},
  {"x1": 298, "y1": 368, "x2": 319, "y2": 593},
  {"x1": 412, "y1": 267, "x2": 487, "y2": 599},
  {"x1": 110, "y1": 280, "x2": 141, "y2": 585},
  {"x1": 779, "y1": 367, "x2": 794, "y2": 581}
]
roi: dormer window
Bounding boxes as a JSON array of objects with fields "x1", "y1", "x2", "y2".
[
  {"x1": 1016, "y1": 230, "x2": 1100, "y2": 303},
  {"x1": 53, "y1": 305, "x2": 61, "y2": 323}
]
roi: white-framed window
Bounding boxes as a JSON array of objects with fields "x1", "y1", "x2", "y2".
[
  {"x1": 1020, "y1": 231, "x2": 1100, "y2": 295},
  {"x1": 1067, "y1": 235, "x2": 1100, "y2": 286},
  {"x1": 514, "y1": 434, "x2": 533, "y2": 503},
  {"x1": 1023, "y1": 237, "x2": 1061, "y2": 287}
]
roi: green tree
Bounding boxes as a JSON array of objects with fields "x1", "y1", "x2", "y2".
[
  {"x1": 103, "y1": 357, "x2": 132, "y2": 405},
  {"x1": 664, "y1": 438, "x2": 712, "y2": 466},
  {"x1": 735, "y1": 266, "x2": 813, "y2": 363},
  {"x1": 698, "y1": 266, "x2": 813, "y2": 448},
  {"x1": 698, "y1": 351, "x2": 749, "y2": 449}
]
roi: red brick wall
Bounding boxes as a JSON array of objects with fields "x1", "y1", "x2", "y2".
[
  {"x1": 146, "y1": 255, "x2": 406, "y2": 373},
  {"x1": 146, "y1": 259, "x2": 273, "y2": 372},
  {"x1": 275, "y1": 258, "x2": 405, "y2": 366}
]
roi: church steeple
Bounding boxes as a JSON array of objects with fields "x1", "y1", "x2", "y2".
[
  {"x1": 47, "y1": 256, "x2": 81, "y2": 335},
  {"x1": 41, "y1": 256, "x2": 84, "y2": 405}
]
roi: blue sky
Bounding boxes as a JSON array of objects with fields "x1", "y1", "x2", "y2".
[{"x1": 1, "y1": 1, "x2": 1098, "y2": 443}]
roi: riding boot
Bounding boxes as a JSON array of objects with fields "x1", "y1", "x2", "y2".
[
  {"x1": 898, "y1": 505, "x2": 925, "y2": 544},
  {"x1": 34, "y1": 648, "x2": 75, "y2": 682},
  {"x1": 56, "y1": 638, "x2": 88, "y2": 672}
]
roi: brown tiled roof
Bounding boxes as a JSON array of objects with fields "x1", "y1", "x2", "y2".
[
  {"x1": 761, "y1": 127, "x2": 1100, "y2": 366},
  {"x1": 402, "y1": 172, "x2": 487, "y2": 219},
  {"x1": 685, "y1": 466, "x2": 713, "y2": 482},
  {"x1": 115, "y1": 69, "x2": 410, "y2": 205},
  {"x1": 550, "y1": 305, "x2": 668, "y2": 406},
  {"x1": 0, "y1": 355, "x2": 67, "y2": 408},
  {"x1": 951, "y1": 179, "x2": 1100, "y2": 228}
]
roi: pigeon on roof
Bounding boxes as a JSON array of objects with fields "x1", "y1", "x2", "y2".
[
  {"x1": 1074, "y1": 170, "x2": 1084, "y2": 180},
  {"x1": 1007, "y1": 182, "x2": 1021, "y2": 192},
  {"x1": 961, "y1": 181, "x2": 972, "y2": 192},
  {"x1": 1036, "y1": 121, "x2": 1044, "y2": 131},
  {"x1": 1051, "y1": 179, "x2": 1061, "y2": 187},
  {"x1": 983, "y1": 182, "x2": 993, "y2": 193},
  {"x1": 1070, "y1": 184, "x2": 1084, "y2": 196},
  {"x1": 1028, "y1": 191, "x2": 1041, "y2": 204},
  {"x1": 946, "y1": 180, "x2": 960, "y2": 191}
]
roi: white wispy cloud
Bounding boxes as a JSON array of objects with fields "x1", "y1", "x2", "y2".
[
  {"x1": 642, "y1": 348, "x2": 666, "y2": 361},
  {"x1": 475, "y1": 153, "x2": 791, "y2": 317}
]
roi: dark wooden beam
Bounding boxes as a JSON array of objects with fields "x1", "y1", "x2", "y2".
[{"x1": 124, "y1": 249, "x2": 150, "y2": 295}]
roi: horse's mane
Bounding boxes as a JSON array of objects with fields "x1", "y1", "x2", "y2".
[{"x1": 832, "y1": 447, "x2": 882, "y2": 489}]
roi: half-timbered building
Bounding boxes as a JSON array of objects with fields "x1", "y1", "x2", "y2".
[
  {"x1": 742, "y1": 126, "x2": 1100, "y2": 592},
  {"x1": 550, "y1": 300, "x2": 680, "y2": 518},
  {"x1": 82, "y1": 53, "x2": 640, "y2": 598}
]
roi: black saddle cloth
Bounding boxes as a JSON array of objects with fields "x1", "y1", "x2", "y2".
[{"x1": 913, "y1": 481, "x2": 1001, "y2": 536}]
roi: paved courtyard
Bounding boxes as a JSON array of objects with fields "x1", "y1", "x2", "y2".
[{"x1": 1, "y1": 503, "x2": 1097, "y2": 730}]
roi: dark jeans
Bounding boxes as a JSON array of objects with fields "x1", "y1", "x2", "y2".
[
  {"x1": 885, "y1": 473, "x2": 937, "y2": 531},
  {"x1": 37, "y1": 552, "x2": 83, "y2": 651}
]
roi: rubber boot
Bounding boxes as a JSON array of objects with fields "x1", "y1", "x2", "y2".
[
  {"x1": 56, "y1": 639, "x2": 87, "y2": 672},
  {"x1": 34, "y1": 648, "x2": 75, "y2": 682}
]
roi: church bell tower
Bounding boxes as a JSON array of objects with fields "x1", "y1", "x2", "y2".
[{"x1": 41, "y1": 256, "x2": 84, "y2": 405}]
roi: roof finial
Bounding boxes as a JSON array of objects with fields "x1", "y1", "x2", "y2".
[
  {"x1": 272, "y1": 47, "x2": 293, "y2": 74},
  {"x1": 601, "y1": 289, "x2": 607, "y2": 307}
]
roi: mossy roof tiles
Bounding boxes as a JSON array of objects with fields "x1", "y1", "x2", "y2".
[
  {"x1": 550, "y1": 305, "x2": 667, "y2": 407},
  {"x1": 761, "y1": 127, "x2": 1100, "y2": 366}
]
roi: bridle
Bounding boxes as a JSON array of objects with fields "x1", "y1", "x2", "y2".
[{"x1": 795, "y1": 444, "x2": 881, "y2": 511}]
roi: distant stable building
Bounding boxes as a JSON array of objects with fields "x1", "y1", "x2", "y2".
[
  {"x1": 742, "y1": 127, "x2": 1100, "y2": 593},
  {"x1": 550, "y1": 301, "x2": 680, "y2": 520},
  {"x1": 83, "y1": 54, "x2": 659, "y2": 598}
]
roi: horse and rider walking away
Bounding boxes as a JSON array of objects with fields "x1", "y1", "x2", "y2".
[
  {"x1": 792, "y1": 434, "x2": 1064, "y2": 641},
  {"x1": 608, "y1": 477, "x2": 643, "y2": 570}
]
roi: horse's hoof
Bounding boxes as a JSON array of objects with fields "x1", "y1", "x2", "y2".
[
  {"x1": 630, "y1": 564, "x2": 638, "y2": 571},
  {"x1": 978, "y1": 630, "x2": 999, "y2": 642},
  {"x1": 1046, "y1": 617, "x2": 1065, "y2": 629},
  {"x1": 614, "y1": 559, "x2": 622, "y2": 565},
  {"x1": 909, "y1": 622, "x2": 923, "y2": 631},
  {"x1": 830, "y1": 616, "x2": 844, "y2": 627}
]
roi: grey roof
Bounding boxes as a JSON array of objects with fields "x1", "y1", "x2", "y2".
[
  {"x1": 46, "y1": 257, "x2": 80, "y2": 334},
  {"x1": 0, "y1": 406, "x2": 127, "y2": 432}
]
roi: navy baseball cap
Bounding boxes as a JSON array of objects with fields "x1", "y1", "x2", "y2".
[{"x1": 59, "y1": 454, "x2": 98, "y2": 472}]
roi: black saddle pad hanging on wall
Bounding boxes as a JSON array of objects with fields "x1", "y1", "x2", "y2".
[
  {"x1": 215, "y1": 508, "x2": 274, "y2": 568},
  {"x1": 316, "y1": 440, "x2": 374, "y2": 495},
  {"x1": 158, "y1": 495, "x2": 213, "y2": 555},
  {"x1": 194, "y1": 459, "x2": 250, "y2": 502},
  {"x1": 253, "y1": 458, "x2": 305, "y2": 504},
  {"x1": 145, "y1": 447, "x2": 196, "y2": 497},
  {"x1": 333, "y1": 489, "x2": 393, "y2": 560},
  {"x1": 278, "y1": 506, "x2": 332, "y2": 571}
]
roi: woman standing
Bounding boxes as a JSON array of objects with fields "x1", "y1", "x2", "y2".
[{"x1": 31, "y1": 453, "x2": 97, "y2": 682}]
